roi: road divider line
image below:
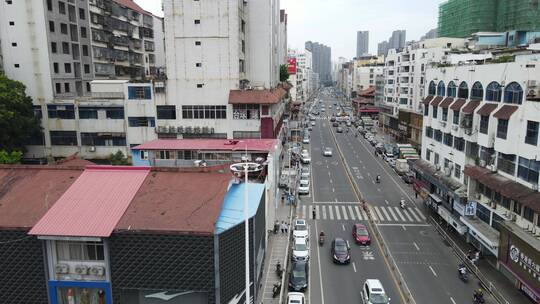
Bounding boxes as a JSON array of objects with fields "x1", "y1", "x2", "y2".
[
  {"x1": 428, "y1": 265, "x2": 437, "y2": 277},
  {"x1": 314, "y1": 221, "x2": 325, "y2": 304},
  {"x1": 450, "y1": 297, "x2": 457, "y2": 304},
  {"x1": 413, "y1": 242, "x2": 420, "y2": 251},
  {"x1": 402, "y1": 225, "x2": 407, "y2": 231},
  {"x1": 342, "y1": 224, "x2": 345, "y2": 231},
  {"x1": 384, "y1": 199, "x2": 389, "y2": 205},
  {"x1": 352, "y1": 262, "x2": 357, "y2": 273}
]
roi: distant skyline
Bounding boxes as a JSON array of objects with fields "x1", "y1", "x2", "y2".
[{"x1": 135, "y1": 0, "x2": 444, "y2": 60}]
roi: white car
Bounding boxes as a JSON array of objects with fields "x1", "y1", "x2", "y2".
[
  {"x1": 292, "y1": 237, "x2": 310, "y2": 261},
  {"x1": 293, "y1": 219, "x2": 309, "y2": 239},
  {"x1": 323, "y1": 147, "x2": 333, "y2": 157},
  {"x1": 299, "y1": 177, "x2": 310, "y2": 187},
  {"x1": 298, "y1": 183, "x2": 310, "y2": 195},
  {"x1": 287, "y1": 292, "x2": 305, "y2": 304},
  {"x1": 302, "y1": 137, "x2": 310, "y2": 144},
  {"x1": 300, "y1": 167, "x2": 310, "y2": 178},
  {"x1": 311, "y1": 121, "x2": 316, "y2": 126},
  {"x1": 301, "y1": 153, "x2": 311, "y2": 164},
  {"x1": 362, "y1": 279, "x2": 390, "y2": 304}
]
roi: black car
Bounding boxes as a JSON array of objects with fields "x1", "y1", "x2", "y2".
[
  {"x1": 332, "y1": 122, "x2": 339, "y2": 127},
  {"x1": 331, "y1": 238, "x2": 351, "y2": 264},
  {"x1": 289, "y1": 261, "x2": 309, "y2": 291}
]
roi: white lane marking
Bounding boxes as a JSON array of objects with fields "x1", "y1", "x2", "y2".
[
  {"x1": 332, "y1": 187, "x2": 335, "y2": 193},
  {"x1": 330, "y1": 179, "x2": 333, "y2": 184},
  {"x1": 334, "y1": 198, "x2": 338, "y2": 202},
  {"x1": 393, "y1": 207, "x2": 406, "y2": 221},
  {"x1": 354, "y1": 206, "x2": 363, "y2": 220},
  {"x1": 329, "y1": 205, "x2": 334, "y2": 220},
  {"x1": 377, "y1": 188, "x2": 381, "y2": 192},
  {"x1": 402, "y1": 225, "x2": 407, "y2": 231},
  {"x1": 413, "y1": 242, "x2": 420, "y2": 251},
  {"x1": 322, "y1": 205, "x2": 327, "y2": 220},
  {"x1": 302, "y1": 205, "x2": 306, "y2": 219},
  {"x1": 375, "y1": 223, "x2": 431, "y2": 227},
  {"x1": 402, "y1": 209, "x2": 414, "y2": 222},
  {"x1": 387, "y1": 207, "x2": 399, "y2": 221},
  {"x1": 408, "y1": 208, "x2": 422, "y2": 222},
  {"x1": 373, "y1": 206, "x2": 382, "y2": 221},
  {"x1": 415, "y1": 207, "x2": 427, "y2": 220},
  {"x1": 348, "y1": 206, "x2": 355, "y2": 221},
  {"x1": 328, "y1": 172, "x2": 331, "y2": 176},
  {"x1": 380, "y1": 207, "x2": 391, "y2": 221},
  {"x1": 450, "y1": 297, "x2": 457, "y2": 304},
  {"x1": 342, "y1": 224, "x2": 345, "y2": 231},
  {"x1": 316, "y1": 205, "x2": 320, "y2": 221},
  {"x1": 361, "y1": 208, "x2": 369, "y2": 220},
  {"x1": 352, "y1": 262, "x2": 357, "y2": 273},
  {"x1": 429, "y1": 265, "x2": 438, "y2": 277},
  {"x1": 384, "y1": 199, "x2": 389, "y2": 205},
  {"x1": 314, "y1": 221, "x2": 326, "y2": 304},
  {"x1": 341, "y1": 206, "x2": 349, "y2": 220},
  {"x1": 335, "y1": 206, "x2": 342, "y2": 220}
]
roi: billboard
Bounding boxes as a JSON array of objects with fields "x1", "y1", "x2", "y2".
[{"x1": 287, "y1": 57, "x2": 297, "y2": 75}]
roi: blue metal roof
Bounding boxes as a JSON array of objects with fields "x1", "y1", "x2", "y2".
[{"x1": 215, "y1": 182, "x2": 265, "y2": 234}]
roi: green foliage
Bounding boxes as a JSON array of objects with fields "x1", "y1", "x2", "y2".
[
  {"x1": 0, "y1": 73, "x2": 42, "y2": 152},
  {"x1": 491, "y1": 55, "x2": 515, "y2": 64},
  {"x1": 109, "y1": 150, "x2": 130, "y2": 165},
  {"x1": 0, "y1": 150, "x2": 23, "y2": 164},
  {"x1": 280, "y1": 64, "x2": 290, "y2": 82}
]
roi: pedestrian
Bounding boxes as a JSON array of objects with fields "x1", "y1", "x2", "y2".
[
  {"x1": 284, "y1": 222, "x2": 288, "y2": 234},
  {"x1": 467, "y1": 250, "x2": 473, "y2": 260},
  {"x1": 280, "y1": 221, "x2": 285, "y2": 234},
  {"x1": 312, "y1": 207, "x2": 317, "y2": 219},
  {"x1": 281, "y1": 194, "x2": 285, "y2": 205},
  {"x1": 415, "y1": 191, "x2": 418, "y2": 199}
]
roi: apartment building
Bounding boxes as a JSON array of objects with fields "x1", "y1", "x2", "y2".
[
  {"x1": 163, "y1": 0, "x2": 286, "y2": 140},
  {"x1": 305, "y1": 41, "x2": 332, "y2": 85},
  {"x1": 0, "y1": 0, "x2": 165, "y2": 161},
  {"x1": 352, "y1": 63, "x2": 383, "y2": 94},
  {"x1": 416, "y1": 58, "x2": 540, "y2": 301}
]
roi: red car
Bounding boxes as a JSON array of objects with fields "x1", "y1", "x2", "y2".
[{"x1": 353, "y1": 223, "x2": 371, "y2": 245}]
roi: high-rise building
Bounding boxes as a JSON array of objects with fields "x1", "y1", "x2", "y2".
[
  {"x1": 438, "y1": 0, "x2": 540, "y2": 38},
  {"x1": 377, "y1": 30, "x2": 406, "y2": 56},
  {"x1": 421, "y1": 28, "x2": 438, "y2": 40},
  {"x1": 164, "y1": 0, "x2": 286, "y2": 140},
  {"x1": 356, "y1": 31, "x2": 369, "y2": 57},
  {"x1": 279, "y1": 10, "x2": 288, "y2": 65},
  {"x1": 377, "y1": 41, "x2": 388, "y2": 56},
  {"x1": 305, "y1": 41, "x2": 331, "y2": 85}
]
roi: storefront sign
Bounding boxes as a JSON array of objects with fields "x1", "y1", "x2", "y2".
[
  {"x1": 398, "y1": 123, "x2": 408, "y2": 132},
  {"x1": 521, "y1": 283, "x2": 540, "y2": 302},
  {"x1": 510, "y1": 245, "x2": 540, "y2": 282},
  {"x1": 287, "y1": 57, "x2": 297, "y2": 75},
  {"x1": 464, "y1": 201, "x2": 477, "y2": 216},
  {"x1": 453, "y1": 202, "x2": 465, "y2": 216}
]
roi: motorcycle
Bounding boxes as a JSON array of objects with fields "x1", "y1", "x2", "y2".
[
  {"x1": 375, "y1": 175, "x2": 381, "y2": 184},
  {"x1": 272, "y1": 281, "x2": 281, "y2": 298},
  {"x1": 319, "y1": 234, "x2": 325, "y2": 246},
  {"x1": 458, "y1": 264, "x2": 468, "y2": 282},
  {"x1": 399, "y1": 200, "x2": 406, "y2": 209}
]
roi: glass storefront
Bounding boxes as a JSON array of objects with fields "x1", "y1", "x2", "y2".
[{"x1": 57, "y1": 287, "x2": 105, "y2": 304}]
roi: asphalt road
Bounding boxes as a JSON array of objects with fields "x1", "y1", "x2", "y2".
[{"x1": 296, "y1": 93, "x2": 402, "y2": 304}]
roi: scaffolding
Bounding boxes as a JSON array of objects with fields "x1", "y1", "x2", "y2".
[
  {"x1": 438, "y1": 0, "x2": 498, "y2": 38},
  {"x1": 496, "y1": 0, "x2": 540, "y2": 32}
]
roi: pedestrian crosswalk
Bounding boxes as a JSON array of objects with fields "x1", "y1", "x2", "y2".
[{"x1": 298, "y1": 204, "x2": 426, "y2": 223}]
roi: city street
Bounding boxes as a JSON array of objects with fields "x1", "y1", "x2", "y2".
[{"x1": 296, "y1": 93, "x2": 491, "y2": 304}]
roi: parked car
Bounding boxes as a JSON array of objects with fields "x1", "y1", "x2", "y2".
[
  {"x1": 293, "y1": 219, "x2": 308, "y2": 239},
  {"x1": 402, "y1": 172, "x2": 415, "y2": 184},
  {"x1": 292, "y1": 237, "x2": 310, "y2": 261},
  {"x1": 388, "y1": 158, "x2": 396, "y2": 168},
  {"x1": 332, "y1": 122, "x2": 339, "y2": 127},
  {"x1": 301, "y1": 152, "x2": 311, "y2": 164},
  {"x1": 300, "y1": 167, "x2": 310, "y2": 179},
  {"x1": 361, "y1": 279, "x2": 390, "y2": 304},
  {"x1": 353, "y1": 223, "x2": 371, "y2": 245},
  {"x1": 298, "y1": 183, "x2": 310, "y2": 195},
  {"x1": 289, "y1": 261, "x2": 309, "y2": 291},
  {"x1": 330, "y1": 117, "x2": 336, "y2": 122},
  {"x1": 287, "y1": 292, "x2": 305, "y2": 304},
  {"x1": 337, "y1": 127, "x2": 343, "y2": 133},
  {"x1": 323, "y1": 147, "x2": 333, "y2": 157},
  {"x1": 299, "y1": 177, "x2": 309, "y2": 187},
  {"x1": 303, "y1": 137, "x2": 310, "y2": 144},
  {"x1": 331, "y1": 238, "x2": 350, "y2": 264}
]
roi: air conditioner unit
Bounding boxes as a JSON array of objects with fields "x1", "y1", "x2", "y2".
[
  {"x1": 55, "y1": 263, "x2": 69, "y2": 274},
  {"x1": 464, "y1": 129, "x2": 472, "y2": 135},
  {"x1": 475, "y1": 193, "x2": 481, "y2": 199},
  {"x1": 440, "y1": 121, "x2": 447, "y2": 127},
  {"x1": 209, "y1": 127, "x2": 215, "y2": 134},
  {"x1": 490, "y1": 164, "x2": 497, "y2": 173},
  {"x1": 89, "y1": 146, "x2": 96, "y2": 152},
  {"x1": 444, "y1": 167, "x2": 451, "y2": 176},
  {"x1": 510, "y1": 213, "x2": 517, "y2": 222},
  {"x1": 435, "y1": 164, "x2": 441, "y2": 171},
  {"x1": 75, "y1": 265, "x2": 88, "y2": 275},
  {"x1": 177, "y1": 126, "x2": 184, "y2": 134},
  {"x1": 169, "y1": 126, "x2": 177, "y2": 134},
  {"x1": 89, "y1": 265, "x2": 105, "y2": 276},
  {"x1": 479, "y1": 160, "x2": 486, "y2": 167},
  {"x1": 528, "y1": 80, "x2": 537, "y2": 88},
  {"x1": 452, "y1": 125, "x2": 459, "y2": 131}
]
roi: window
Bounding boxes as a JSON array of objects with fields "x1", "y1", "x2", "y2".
[
  {"x1": 194, "y1": 19, "x2": 200, "y2": 24},
  {"x1": 105, "y1": 107, "x2": 124, "y2": 119},
  {"x1": 62, "y1": 42, "x2": 70, "y2": 54},
  {"x1": 13, "y1": 63, "x2": 19, "y2": 68},
  {"x1": 471, "y1": 81, "x2": 483, "y2": 100},
  {"x1": 86, "y1": 82, "x2": 91, "y2": 93},
  {"x1": 81, "y1": 133, "x2": 126, "y2": 146},
  {"x1": 434, "y1": 153, "x2": 440, "y2": 165},
  {"x1": 64, "y1": 83, "x2": 70, "y2": 93},
  {"x1": 504, "y1": 82, "x2": 523, "y2": 104},
  {"x1": 140, "y1": 150, "x2": 148, "y2": 160},
  {"x1": 84, "y1": 64, "x2": 90, "y2": 74},
  {"x1": 128, "y1": 117, "x2": 155, "y2": 127},
  {"x1": 454, "y1": 137, "x2": 465, "y2": 152},
  {"x1": 78, "y1": 107, "x2": 98, "y2": 119},
  {"x1": 56, "y1": 241, "x2": 104, "y2": 261},
  {"x1": 443, "y1": 133, "x2": 453, "y2": 147},
  {"x1": 426, "y1": 149, "x2": 431, "y2": 161},
  {"x1": 442, "y1": 108, "x2": 448, "y2": 121},
  {"x1": 49, "y1": 21, "x2": 55, "y2": 32},
  {"x1": 128, "y1": 86, "x2": 151, "y2": 99},
  {"x1": 437, "y1": 81, "x2": 445, "y2": 96},
  {"x1": 526, "y1": 121, "x2": 539, "y2": 145},
  {"x1": 9, "y1": 21, "x2": 14, "y2": 26},
  {"x1": 51, "y1": 42, "x2": 57, "y2": 53},
  {"x1": 452, "y1": 110, "x2": 460, "y2": 125},
  {"x1": 479, "y1": 116, "x2": 489, "y2": 134},
  {"x1": 64, "y1": 63, "x2": 71, "y2": 73},
  {"x1": 80, "y1": 26, "x2": 87, "y2": 38},
  {"x1": 182, "y1": 105, "x2": 227, "y2": 119},
  {"x1": 241, "y1": 19, "x2": 245, "y2": 33},
  {"x1": 60, "y1": 23, "x2": 68, "y2": 34},
  {"x1": 50, "y1": 131, "x2": 77, "y2": 145},
  {"x1": 156, "y1": 105, "x2": 176, "y2": 120},
  {"x1": 434, "y1": 130, "x2": 442, "y2": 142},
  {"x1": 239, "y1": 59, "x2": 245, "y2": 73},
  {"x1": 195, "y1": 62, "x2": 202, "y2": 67},
  {"x1": 524, "y1": 207, "x2": 534, "y2": 223},
  {"x1": 79, "y1": 8, "x2": 85, "y2": 20},
  {"x1": 518, "y1": 157, "x2": 540, "y2": 184},
  {"x1": 498, "y1": 153, "x2": 516, "y2": 175},
  {"x1": 48, "y1": 105, "x2": 75, "y2": 119},
  {"x1": 423, "y1": 104, "x2": 429, "y2": 116},
  {"x1": 432, "y1": 106, "x2": 438, "y2": 119},
  {"x1": 486, "y1": 82, "x2": 502, "y2": 102},
  {"x1": 47, "y1": 0, "x2": 52, "y2": 10},
  {"x1": 425, "y1": 126, "x2": 433, "y2": 138},
  {"x1": 82, "y1": 45, "x2": 89, "y2": 56},
  {"x1": 196, "y1": 84, "x2": 204, "y2": 88},
  {"x1": 53, "y1": 62, "x2": 59, "y2": 73},
  {"x1": 58, "y1": 1, "x2": 66, "y2": 14},
  {"x1": 447, "y1": 81, "x2": 456, "y2": 97},
  {"x1": 55, "y1": 83, "x2": 61, "y2": 93},
  {"x1": 195, "y1": 41, "x2": 201, "y2": 46},
  {"x1": 455, "y1": 164, "x2": 462, "y2": 179},
  {"x1": 497, "y1": 119, "x2": 508, "y2": 139},
  {"x1": 458, "y1": 81, "x2": 469, "y2": 98},
  {"x1": 233, "y1": 104, "x2": 260, "y2": 119},
  {"x1": 242, "y1": 40, "x2": 245, "y2": 53}
]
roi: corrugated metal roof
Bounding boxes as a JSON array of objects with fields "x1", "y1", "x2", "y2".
[
  {"x1": 215, "y1": 183, "x2": 265, "y2": 234},
  {"x1": 132, "y1": 139, "x2": 278, "y2": 152},
  {"x1": 450, "y1": 98, "x2": 467, "y2": 111},
  {"x1": 461, "y1": 100, "x2": 481, "y2": 114},
  {"x1": 229, "y1": 88, "x2": 286, "y2": 104},
  {"x1": 476, "y1": 103, "x2": 498, "y2": 116},
  {"x1": 439, "y1": 97, "x2": 455, "y2": 108},
  {"x1": 493, "y1": 105, "x2": 519, "y2": 119},
  {"x1": 29, "y1": 166, "x2": 150, "y2": 237},
  {"x1": 422, "y1": 95, "x2": 434, "y2": 105},
  {"x1": 430, "y1": 96, "x2": 444, "y2": 107}
]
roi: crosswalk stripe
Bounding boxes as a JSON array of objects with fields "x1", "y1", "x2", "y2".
[
  {"x1": 381, "y1": 207, "x2": 391, "y2": 221},
  {"x1": 393, "y1": 207, "x2": 406, "y2": 221},
  {"x1": 354, "y1": 206, "x2": 363, "y2": 220},
  {"x1": 402, "y1": 208, "x2": 414, "y2": 222},
  {"x1": 415, "y1": 207, "x2": 427, "y2": 220},
  {"x1": 361, "y1": 207, "x2": 368, "y2": 220},
  {"x1": 322, "y1": 205, "x2": 327, "y2": 220},
  {"x1": 408, "y1": 208, "x2": 421, "y2": 222},
  {"x1": 341, "y1": 206, "x2": 349, "y2": 220},
  {"x1": 348, "y1": 206, "x2": 356, "y2": 221},
  {"x1": 329, "y1": 205, "x2": 334, "y2": 220},
  {"x1": 374, "y1": 207, "x2": 384, "y2": 221},
  {"x1": 316, "y1": 205, "x2": 320, "y2": 220},
  {"x1": 387, "y1": 207, "x2": 399, "y2": 221},
  {"x1": 302, "y1": 205, "x2": 306, "y2": 219},
  {"x1": 335, "y1": 206, "x2": 342, "y2": 220}
]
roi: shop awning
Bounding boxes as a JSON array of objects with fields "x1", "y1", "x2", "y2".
[
  {"x1": 439, "y1": 97, "x2": 454, "y2": 108},
  {"x1": 476, "y1": 103, "x2": 498, "y2": 116},
  {"x1": 493, "y1": 105, "x2": 519, "y2": 119},
  {"x1": 422, "y1": 95, "x2": 434, "y2": 105},
  {"x1": 461, "y1": 101, "x2": 481, "y2": 114},
  {"x1": 450, "y1": 98, "x2": 466, "y2": 111},
  {"x1": 430, "y1": 96, "x2": 444, "y2": 107},
  {"x1": 460, "y1": 216, "x2": 500, "y2": 255},
  {"x1": 413, "y1": 159, "x2": 462, "y2": 191}
]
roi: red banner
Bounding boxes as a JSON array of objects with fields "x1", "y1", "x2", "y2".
[{"x1": 287, "y1": 57, "x2": 297, "y2": 75}]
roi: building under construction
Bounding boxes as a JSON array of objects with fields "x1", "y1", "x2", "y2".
[{"x1": 439, "y1": 0, "x2": 540, "y2": 38}]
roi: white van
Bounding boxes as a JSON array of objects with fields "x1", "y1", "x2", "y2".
[{"x1": 362, "y1": 279, "x2": 390, "y2": 304}]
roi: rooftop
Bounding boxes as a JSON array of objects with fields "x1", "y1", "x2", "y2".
[
  {"x1": 229, "y1": 88, "x2": 287, "y2": 105},
  {"x1": 132, "y1": 139, "x2": 278, "y2": 152},
  {"x1": 113, "y1": 0, "x2": 151, "y2": 16}
]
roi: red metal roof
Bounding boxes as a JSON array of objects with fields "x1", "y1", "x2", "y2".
[
  {"x1": 229, "y1": 88, "x2": 286, "y2": 104},
  {"x1": 450, "y1": 98, "x2": 467, "y2": 111},
  {"x1": 358, "y1": 87, "x2": 375, "y2": 97},
  {"x1": 113, "y1": 0, "x2": 151, "y2": 16},
  {"x1": 476, "y1": 103, "x2": 498, "y2": 116},
  {"x1": 422, "y1": 95, "x2": 434, "y2": 105},
  {"x1": 29, "y1": 166, "x2": 150, "y2": 237},
  {"x1": 461, "y1": 101, "x2": 481, "y2": 114},
  {"x1": 132, "y1": 139, "x2": 278, "y2": 152},
  {"x1": 430, "y1": 96, "x2": 444, "y2": 107},
  {"x1": 439, "y1": 97, "x2": 454, "y2": 109}
]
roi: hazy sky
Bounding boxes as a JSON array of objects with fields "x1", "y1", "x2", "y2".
[{"x1": 134, "y1": 0, "x2": 444, "y2": 60}]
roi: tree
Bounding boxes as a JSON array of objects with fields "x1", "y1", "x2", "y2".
[
  {"x1": 0, "y1": 73, "x2": 41, "y2": 152},
  {"x1": 109, "y1": 150, "x2": 130, "y2": 165},
  {"x1": 280, "y1": 64, "x2": 290, "y2": 82},
  {"x1": 0, "y1": 150, "x2": 22, "y2": 164}
]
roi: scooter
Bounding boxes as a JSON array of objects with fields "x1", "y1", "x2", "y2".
[
  {"x1": 272, "y1": 281, "x2": 281, "y2": 298},
  {"x1": 399, "y1": 200, "x2": 406, "y2": 209},
  {"x1": 458, "y1": 264, "x2": 468, "y2": 282},
  {"x1": 319, "y1": 234, "x2": 325, "y2": 246},
  {"x1": 375, "y1": 176, "x2": 381, "y2": 184}
]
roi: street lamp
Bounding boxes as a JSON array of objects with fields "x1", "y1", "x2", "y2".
[{"x1": 230, "y1": 159, "x2": 263, "y2": 304}]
